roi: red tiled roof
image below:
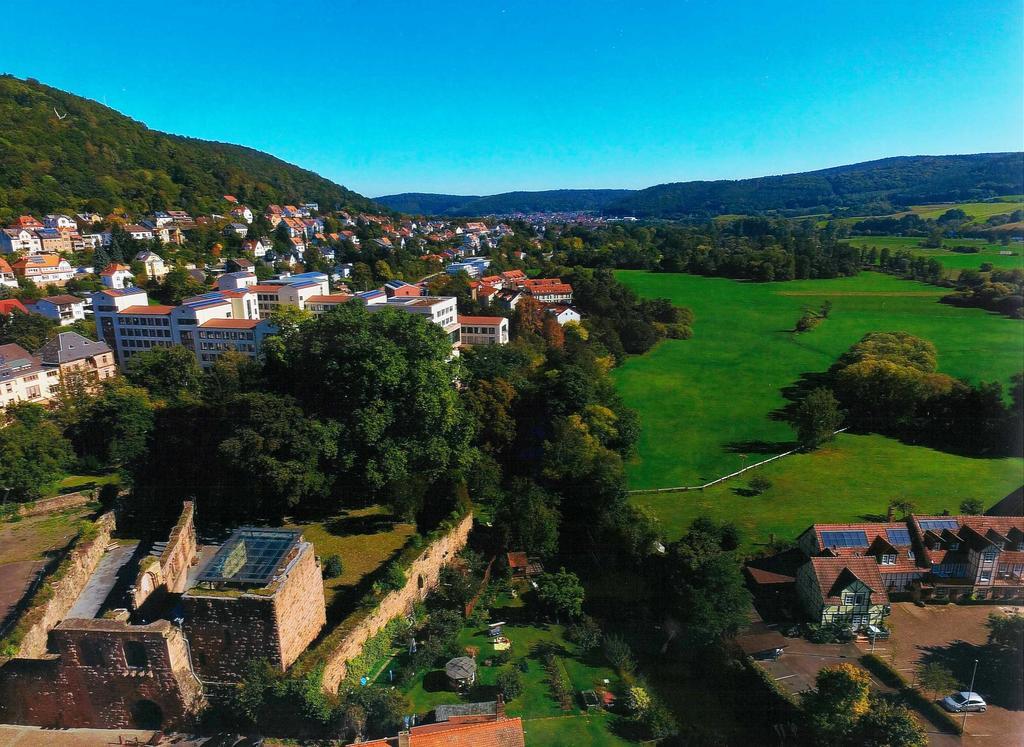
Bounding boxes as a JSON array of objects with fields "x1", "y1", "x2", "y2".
[
  {"x1": 745, "y1": 566, "x2": 795, "y2": 585},
  {"x1": 250, "y1": 285, "x2": 283, "y2": 293},
  {"x1": 528, "y1": 283, "x2": 573, "y2": 295},
  {"x1": 308, "y1": 294, "x2": 352, "y2": 304},
  {"x1": 120, "y1": 305, "x2": 174, "y2": 315},
  {"x1": 356, "y1": 717, "x2": 524, "y2": 747},
  {"x1": 199, "y1": 319, "x2": 262, "y2": 329},
  {"x1": 100, "y1": 263, "x2": 131, "y2": 276},
  {"x1": 506, "y1": 552, "x2": 528, "y2": 569},
  {"x1": 0, "y1": 299, "x2": 28, "y2": 315},
  {"x1": 808, "y1": 556, "x2": 888, "y2": 606},
  {"x1": 458, "y1": 315, "x2": 505, "y2": 325}
]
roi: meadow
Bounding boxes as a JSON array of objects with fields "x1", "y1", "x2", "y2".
[
  {"x1": 906, "y1": 197, "x2": 1022, "y2": 223},
  {"x1": 612, "y1": 271, "x2": 1023, "y2": 539},
  {"x1": 847, "y1": 235, "x2": 1022, "y2": 272}
]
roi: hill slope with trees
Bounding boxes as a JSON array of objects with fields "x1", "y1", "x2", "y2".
[
  {"x1": 374, "y1": 188, "x2": 635, "y2": 216},
  {"x1": 0, "y1": 75, "x2": 377, "y2": 220},
  {"x1": 605, "y1": 153, "x2": 1024, "y2": 219}
]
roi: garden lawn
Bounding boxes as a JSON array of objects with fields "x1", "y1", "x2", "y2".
[
  {"x1": 283, "y1": 505, "x2": 415, "y2": 608},
  {"x1": 613, "y1": 271, "x2": 1023, "y2": 536},
  {"x1": 387, "y1": 591, "x2": 632, "y2": 745},
  {"x1": 633, "y1": 433, "x2": 1023, "y2": 548},
  {"x1": 847, "y1": 235, "x2": 1023, "y2": 272},
  {"x1": 0, "y1": 508, "x2": 94, "y2": 565}
]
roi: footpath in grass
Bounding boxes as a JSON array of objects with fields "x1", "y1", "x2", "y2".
[
  {"x1": 846, "y1": 235, "x2": 1023, "y2": 271},
  {"x1": 633, "y1": 433, "x2": 1024, "y2": 547},
  {"x1": 613, "y1": 271, "x2": 1023, "y2": 538},
  {"x1": 381, "y1": 589, "x2": 634, "y2": 745}
]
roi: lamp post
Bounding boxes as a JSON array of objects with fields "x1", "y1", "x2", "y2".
[{"x1": 962, "y1": 658, "x2": 979, "y2": 734}]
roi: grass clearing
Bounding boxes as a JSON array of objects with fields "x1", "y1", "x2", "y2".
[
  {"x1": 612, "y1": 271, "x2": 1023, "y2": 537},
  {"x1": 0, "y1": 508, "x2": 94, "y2": 565},
  {"x1": 847, "y1": 235, "x2": 1023, "y2": 272},
  {"x1": 906, "y1": 198, "x2": 1023, "y2": 223},
  {"x1": 283, "y1": 505, "x2": 415, "y2": 610}
]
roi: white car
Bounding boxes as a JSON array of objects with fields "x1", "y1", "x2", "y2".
[{"x1": 941, "y1": 691, "x2": 987, "y2": 713}]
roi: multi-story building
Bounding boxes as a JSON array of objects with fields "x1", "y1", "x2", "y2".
[
  {"x1": 523, "y1": 278, "x2": 573, "y2": 304},
  {"x1": 11, "y1": 254, "x2": 75, "y2": 286},
  {"x1": 194, "y1": 318, "x2": 275, "y2": 368},
  {"x1": 792, "y1": 514, "x2": 1024, "y2": 627},
  {"x1": 370, "y1": 295, "x2": 461, "y2": 348},
  {"x1": 28, "y1": 294, "x2": 86, "y2": 325},
  {"x1": 306, "y1": 294, "x2": 353, "y2": 315},
  {"x1": 0, "y1": 228, "x2": 43, "y2": 255},
  {"x1": 458, "y1": 315, "x2": 509, "y2": 346},
  {"x1": 0, "y1": 343, "x2": 60, "y2": 409},
  {"x1": 36, "y1": 332, "x2": 117, "y2": 390},
  {"x1": 135, "y1": 251, "x2": 169, "y2": 280},
  {"x1": 251, "y1": 273, "x2": 329, "y2": 318},
  {"x1": 34, "y1": 228, "x2": 73, "y2": 254}
]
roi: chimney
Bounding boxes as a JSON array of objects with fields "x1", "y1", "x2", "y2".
[
  {"x1": 398, "y1": 731, "x2": 411, "y2": 747},
  {"x1": 496, "y1": 693, "x2": 506, "y2": 719},
  {"x1": 887, "y1": 504, "x2": 895, "y2": 522}
]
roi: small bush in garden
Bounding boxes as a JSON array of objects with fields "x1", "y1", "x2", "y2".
[
  {"x1": 568, "y1": 615, "x2": 602, "y2": 651},
  {"x1": 749, "y1": 475, "x2": 772, "y2": 495},
  {"x1": 496, "y1": 666, "x2": 523, "y2": 699},
  {"x1": 323, "y1": 554, "x2": 343, "y2": 578},
  {"x1": 603, "y1": 634, "x2": 637, "y2": 675}
]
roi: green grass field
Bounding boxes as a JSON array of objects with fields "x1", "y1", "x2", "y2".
[
  {"x1": 383, "y1": 589, "x2": 633, "y2": 745},
  {"x1": 612, "y1": 271, "x2": 1023, "y2": 538},
  {"x1": 847, "y1": 235, "x2": 1023, "y2": 271},
  {"x1": 907, "y1": 198, "x2": 1022, "y2": 223}
]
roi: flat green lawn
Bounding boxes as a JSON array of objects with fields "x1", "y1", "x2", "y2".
[
  {"x1": 635, "y1": 433, "x2": 1023, "y2": 547},
  {"x1": 612, "y1": 271, "x2": 1023, "y2": 536},
  {"x1": 53, "y1": 472, "x2": 120, "y2": 495},
  {"x1": 0, "y1": 508, "x2": 94, "y2": 565},
  {"x1": 847, "y1": 235, "x2": 1023, "y2": 271},
  {"x1": 907, "y1": 198, "x2": 1022, "y2": 223},
  {"x1": 283, "y1": 506, "x2": 416, "y2": 610},
  {"x1": 385, "y1": 590, "x2": 633, "y2": 745}
]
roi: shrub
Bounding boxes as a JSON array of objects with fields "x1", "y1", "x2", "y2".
[
  {"x1": 567, "y1": 615, "x2": 602, "y2": 651},
  {"x1": 749, "y1": 475, "x2": 772, "y2": 495},
  {"x1": 384, "y1": 562, "x2": 407, "y2": 591},
  {"x1": 603, "y1": 634, "x2": 637, "y2": 675},
  {"x1": 496, "y1": 666, "x2": 523, "y2": 699},
  {"x1": 323, "y1": 554, "x2": 343, "y2": 579}
]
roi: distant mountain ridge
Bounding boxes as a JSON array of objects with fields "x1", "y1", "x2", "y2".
[
  {"x1": 379, "y1": 154, "x2": 1023, "y2": 219},
  {"x1": 374, "y1": 189, "x2": 635, "y2": 216},
  {"x1": 0, "y1": 75, "x2": 376, "y2": 220}
]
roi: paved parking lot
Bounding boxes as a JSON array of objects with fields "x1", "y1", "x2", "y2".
[{"x1": 861, "y1": 602, "x2": 1024, "y2": 746}]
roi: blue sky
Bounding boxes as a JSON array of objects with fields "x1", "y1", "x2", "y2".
[{"x1": 2, "y1": 1, "x2": 1021, "y2": 196}]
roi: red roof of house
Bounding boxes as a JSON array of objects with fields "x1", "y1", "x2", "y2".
[
  {"x1": 308, "y1": 294, "x2": 352, "y2": 304},
  {"x1": 808, "y1": 556, "x2": 888, "y2": 606},
  {"x1": 100, "y1": 263, "x2": 131, "y2": 276},
  {"x1": 0, "y1": 299, "x2": 28, "y2": 315},
  {"x1": 357, "y1": 717, "x2": 524, "y2": 747},
  {"x1": 199, "y1": 319, "x2": 262, "y2": 329},
  {"x1": 0, "y1": 258, "x2": 13, "y2": 274},
  {"x1": 250, "y1": 285, "x2": 284, "y2": 293},
  {"x1": 528, "y1": 283, "x2": 573, "y2": 295},
  {"x1": 119, "y1": 305, "x2": 174, "y2": 315},
  {"x1": 506, "y1": 552, "x2": 528, "y2": 569},
  {"x1": 458, "y1": 315, "x2": 505, "y2": 326}
]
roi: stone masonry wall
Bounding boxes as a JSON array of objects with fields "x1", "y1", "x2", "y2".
[
  {"x1": 13, "y1": 512, "x2": 116, "y2": 658},
  {"x1": 131, "y1": 501, "x2": 197, "y2": 610},
  {"x1": 0, "y1": 618, "x2": 204, "y2": 729},
  {"x1": 13, "y1": 492, "x2": 92, "y2": 519},
  {"x1": 320, "y1": 513, "x2": 472, "y2": 692},
  {"x1": 273, "y1": 543, "x2": 327, "y2": 670}
]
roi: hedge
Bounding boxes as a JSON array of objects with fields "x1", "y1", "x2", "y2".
[{"x1": 860, "y1": 654, "x2": 962, "y2": 735}]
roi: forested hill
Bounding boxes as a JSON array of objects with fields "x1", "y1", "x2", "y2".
[
  {"x1": 374, "y1": 188, "x2": 635, "y2": 216},
  {"x1": 604, "y1": 153, "x2": 1024, "y2": 219},
  {"x1": 0, "y1": 75, "x2": 376, "y2": 220}
]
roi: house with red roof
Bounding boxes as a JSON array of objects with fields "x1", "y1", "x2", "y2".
[
  {"x1": 354, "y1": 700, "x2": 523, "y2": 747},
  {"x1": 100, "y1": 263, "x2": 135, "y2": 289},
  {"x1": 0, "y1": 258, "x2": 17, "y2": 288}
]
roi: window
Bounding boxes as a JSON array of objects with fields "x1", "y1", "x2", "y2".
[
  {"x1": 881, "y1": 554, "x2": 896, "y2": 565},
  {"x1": 842, "y1": 592, "x2": 866, "y2": 606},
  {"x1": 80, "y1": 638, "x2": 106, "y2": 667},
  {"x1": 124, "y1": 640, "x2": 148, "y2": 668}
]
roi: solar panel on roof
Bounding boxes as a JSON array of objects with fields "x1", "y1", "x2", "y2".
[
  {"x1": 820, "y1": 530, "x2": 869, "y2": 548},
  {"x1": 919, "y1": 519, "x2": 960, "y2": 531},
  {"x1": 886, "y1": 528, "x2": 912, "y2": 546}
]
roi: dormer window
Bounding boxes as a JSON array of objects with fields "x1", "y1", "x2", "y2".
[
  {"x1": 880, "y1": 554, "x2": 896, "y2": 565},
  {"x1": 908, "y1": 550, "x2": 915, "y2": 560},
  {"x1": 948, "y1": 542, "x2": 959, "y2": 550}
]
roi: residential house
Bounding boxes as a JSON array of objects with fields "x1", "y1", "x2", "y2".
[
  {"x1": 10, "y1": 216, "x2": 43, "y2": 230},
  {"x1": 36, "y1": 332, "x2": 117, "y2": 389},
  {"x1": 446, "y1": 258, "x2": 490, "y2": 278},
  {"x1": 28, "y1": 295, "x2": 86, "y2": 326},
  {"x1": 153, "y1": 211, "x2": 174, "y2": 228},
  {"x1": 500, "y1": 269, "x2": 527, "y2": 287},
  {"x1": 34, "y1": 228, "x2": 73, "y2": 254},
  {"x1": 241, "y1": 238, "x2": 271, "y2": 258},
  {"x1": 545, "y1": 305, "x2": 581, "y2": 325},
  {"x1": 1, "y1": 228, "x2": 43, "y2": 255},
  {"x1": 100, "y1": 263, "x2": 135, "y2": 290},
  {"x1": 12, "y1": 254, "x2": 75, "y2": 286},
  {"x1": 217, "y1": 271, "x2": 257, "y2": 291},
  {"x1": 230, "y1": 206, "x2": 254, "y2": 224},
  {"x1": 384, "y1": 279, "x2": 422, "y2": 298},
  {"x1": 75, "y1": 213, "x2": 103, "y2": 228},
  {"x1": 135, "y1": 251, "x2": 169, "y2": 280},
  {"x1": 796, "y1": 556, "x2": 889, "y2": 629},
  {"x1": 458, "y1": 315, "x2": 509, "y2": 346},
  {"x1": 0, "y1": 258, "x2": 17, "y2": 288},
  {"x1": 353, "y1": 705, "x2": 524, "y2": 747},
  {"x1": 125, "y1": 224, "x2": 155, "y2": 241},
  {"x1": 224, "y1": 223, "x2": 249, "y2": 238},
  {"x1": 43, "y1": 215, "x2": 78, "y2": 231},
  {"x1": 0, "y1": 299, "x2": 28, "y2": 315},
  {"x1": 523, "y1": 278, "x2": 573, "y2": 304},
  {"x1": 493, "y1": 289, "x2": 523, "y2": 312},
  {"x1": 225, "y1": 257, "x2": 255, "y2": 274},
  {"x1": 0, "y1": 343, "x2": 60, "y2": 410}
]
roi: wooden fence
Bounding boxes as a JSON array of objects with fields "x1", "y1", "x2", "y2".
[{"x1": 627, "y1": 429, "x2": 848, "y2": 495}]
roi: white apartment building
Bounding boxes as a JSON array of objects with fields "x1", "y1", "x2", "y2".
[
  {"x1": 251, "y1": 273, "x2": 329, "y2": 318},
  {"x1": 12, "y1": 254, "x2": 75, "y2": 286},
  {"x1": 194, "y1": 318, "x2": 275, "y2": 368},
  {"x1": 29, "y1": 295, "x2": 86, "y2": 326},
  {"x1": 370, "y1": 295, "x2": 461, "y2": 348},
  {"x1": 0, "y1": 228, "x2": 43, "y2": 255},
  {"x1": 457, "y1": 315, "x2": 509, "y2": 346},
  {"x1": 0, "y1": 343, "x2": 60, "y2": 409}
]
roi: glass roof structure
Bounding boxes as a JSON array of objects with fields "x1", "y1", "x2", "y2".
[{"x1": 198, "y1": 528, "x2": 301, "y2": 587}]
